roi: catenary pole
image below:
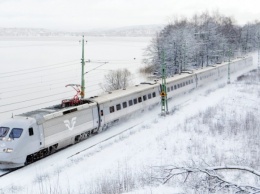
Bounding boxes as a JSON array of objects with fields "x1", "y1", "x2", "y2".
[
  {"x1": 227, "y1": 48, "x2": 231, "y2": 84},
  {"x1": 81, "y1": 35, "x2": 85, "y2": 99},
  {"x1": 160, "y1": 50, "x2": 169, "y2": 115},
  {"x1": 257, "y1": 32, "x2": 260, "y2": 73}
]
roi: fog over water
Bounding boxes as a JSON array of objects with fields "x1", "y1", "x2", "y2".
[{"x1": 0, "y1": 36, "x2": 151, "y2": 120}]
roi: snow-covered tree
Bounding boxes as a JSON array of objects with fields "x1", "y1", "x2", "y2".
[
  {"x1": 144, "y1": 12, "x2": 260, "y2": 76},
  {"x1": 101, "y1": 68, "x2": 132, "y2": 91}
]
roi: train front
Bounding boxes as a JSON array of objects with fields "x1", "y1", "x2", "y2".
[{"x1": 0, "y1": 118, "x2": 32, "y2": 169}]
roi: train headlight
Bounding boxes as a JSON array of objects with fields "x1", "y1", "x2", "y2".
[
  {"x1": 3, "y1": 148, "x2": 13, "y2": 153},
  {"x1": 1, "y1": 137, "x2": 12, "y2": 142}
]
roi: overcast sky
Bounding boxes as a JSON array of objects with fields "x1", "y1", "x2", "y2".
[{"x1": 0, "y1": 0, "x2": 259, "y2": 31}]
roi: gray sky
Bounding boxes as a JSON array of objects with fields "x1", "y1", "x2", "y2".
[{"x1": 0, "y1": 0, "x2": 259, "y2": 31}]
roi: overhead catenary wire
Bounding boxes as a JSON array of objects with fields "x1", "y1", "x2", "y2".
[
  {"x1": 0, "y1": 67, "x2": 81, "y2": 85},
  {"x1": 0, "y1": 95, "x2": 73, "y2": 114},
  {"x1": 1, "y1": 72, "x2": 110, "y2": 93},
  {"x1": 0, "y1": 56, "x2": 143, "y2": 114},
  {"x1": 0, "y1": 59, "x2": 80, "y2": 75},
  {"x1": 0, "y1": 60, "x2": 137, "y2": 84},
  {"x1": 0, "y1": 66, "x2": 140, "y2": 92},
  {"x1": 0, "y1": 87, "x2": 105, "y2": 114},
  {"x1": 1, "y1": 74, "x2": 142, "y2": 111},
  {"x1": 0, "y1": 59, "x2": 140, "y2": 77},
  {"x1": 0, "y1": 62, "x2": 81, "y2": 78},
  {"x1": 2, "y1": 80, "x2": 104, "y2": 98},
  {"x1": 1, "y1": 75, "x2": 80, "y2": 92},
  {"x1": 3, "y1": 85, "x2": 78, "y2": 99},
  {"x1": 0, "y1": 68, "x2": 141, "y2": 92},
  {"x1": 0, "y1": 42, "x2": 81, "y2": 49},
  {"x1": 0, "y1": 90, "x2": 75, "y2": 108}
]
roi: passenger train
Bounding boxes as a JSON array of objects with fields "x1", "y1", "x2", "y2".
[{"x1": 0, "y1": 56, "x2": 253, "y2": 169}]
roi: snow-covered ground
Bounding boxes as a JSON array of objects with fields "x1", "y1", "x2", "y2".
[{"x1": 0, "y1": 53, "x2": 258, "y2": 193}]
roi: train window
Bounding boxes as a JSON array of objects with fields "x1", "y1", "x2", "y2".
[
  {"x1": 123, "y1": 102, "x2": 127, "y2": 108},
  {"x1": 180, "y1": 83, "x2": 182, "y2": 87},
  {"x1": 186, "y1": 81, "x2": 188, "y2": 85},
  {"x1": 29, "y1": 127, "x2": 34, "y2": 136},
  {"x1": 152, "y1": 92, "x2": 156, "y2": 97},
  {"x1": 167, "y1": 87, "x2": 170, "y2": 92},
  {"x1": 174, "y1": 85, "x2": 177, "y2": 89},
  {"x1": 134, "y1": 98, "x2": 137, "y2": 104},
  {"x1": 129, "y1": 100, "x2": 133, "y2": 106},
  {"x1": 188, "y1": 80, "x2": 191, "y2": 84},
  {"x1": 148, "y1": 93, "x2": 152, "y2": 99},
  {"x1": 100, "y1": 110, "x2": 104, "y2": 116},
  {"x1": 171, "y1": 86, "x2": 173, "y2": 91},
  {"x1": 138, "y1": 97, "x2": 142, "y2": 103},
  {"x1": 116, "y1": 104, "x2": 121, "y2": 111},
  {"x1": 9, "y1": 128, "x2": 23, "y2": 139},
  {"x1": 110, "y1": 106, "x2": 115, "y2": 113},
  {"x1": 183, "y1": 82, "x2": 185, "y2": 86},
  {"x1": 0, "y1": 127, "x2": 9, "y2": 137},
  {"x1": 191, "y1": 79, "x2": 193, "y2": 83},
  {"x1": 143, "y1": 95, "x2": 147, "y2": 101}
]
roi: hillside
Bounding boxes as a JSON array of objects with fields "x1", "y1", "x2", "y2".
[{"x1": 0, "y1": 25, "x2": 162, "y2": 37}]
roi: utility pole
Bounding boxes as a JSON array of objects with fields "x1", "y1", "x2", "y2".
[
  {"x1": 257, "y1": 32, "x2": 260, "y2": 74},
  {"x1": 227, "y1": 48, "x2": 231, "y2": 84},
  {"x1": 160, "y1": 50, "x2": 169, "y2": 116},
  {"x1": 80, "y1": 35, "x2": 85, "y2": 99},
  {"x1": 174, "y1": 42, "x2": 177, "y2": 76},
  {"x1": 183, "y1": 41, "x2": 186, "y2": 71},
  {"x1": 206, "y1": 43, "x2": 209, "y2": 67},
  {"x1": 222, "y1": 44, "x2": 225, "y2": 62}
]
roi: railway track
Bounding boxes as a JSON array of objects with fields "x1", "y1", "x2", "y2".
[
  {"x1": 67, "y1": 121, "x2": 144, "y2": 159},
  {"x1": 0, "y1": 168, "x2": 21, "y2": 178}
]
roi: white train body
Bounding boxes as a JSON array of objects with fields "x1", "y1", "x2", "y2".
[{"x1": 0, "y1": 56, "x2": 252, "y2": 168}]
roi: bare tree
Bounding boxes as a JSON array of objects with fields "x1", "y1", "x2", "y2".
[
  {"x1": 152, "y1": 165, "x2": 260, "y2": 193},
  {"x1": 102, "y1": 68, "x2": 132, "y2": 91}
]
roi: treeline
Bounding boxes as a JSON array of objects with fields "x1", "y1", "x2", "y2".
[{"x1": 143, "y1": 11, "x2": 260, "y2": 75}]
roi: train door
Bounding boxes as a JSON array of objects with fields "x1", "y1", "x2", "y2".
[
  {"x1": 195, "y1": 74, "x2": 198, "y2": 88},
  {"x1": 25, "y1": 124, "x2": 44, "y2": 155},
  {"x1": 91, "y1": 105, "x2": 101, "y2": 132},
  {"x1": 38, "y1": 124, "x2": 45, "y2": 149},
  {"x1": 98, "y1": 104, "x2": 105, "y2": 130}
]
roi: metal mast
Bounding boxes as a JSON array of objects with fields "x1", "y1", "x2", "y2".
[
  {"x1": 183, "y1": 42, "x2": 186, "y2": 71},
  {"x1": 257, "y1": 32, "x2": 260, "y2": 73},
  {"x1": 81, "y1": 35, "x2": 85, "y2": 99},
  {"x1": 227, "y1": 48, "x2": 231, "y2": 84},
  {"x1": 160, "y1": 50, "x2": 169, "y2": 115}
]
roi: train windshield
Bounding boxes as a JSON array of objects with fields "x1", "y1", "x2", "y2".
[
  {"x1": 0, "y1": 127, "x2": 9, "y2": 137},
  {"x1": 9, "y1": 128, "x2": 23, "y2": 139}
]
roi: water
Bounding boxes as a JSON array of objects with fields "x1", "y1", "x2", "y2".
[{"x1": 0, "y1": 36, "x2": 152, "y2": 120}]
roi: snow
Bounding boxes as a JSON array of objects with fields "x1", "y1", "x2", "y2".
[{"x1": 0, "y1": 39, "x2": 259, "y2": 193}]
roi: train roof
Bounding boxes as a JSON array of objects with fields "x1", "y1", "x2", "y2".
[
  {"x1": 90, "y1": 57, "x2": 250, "y2": 104},
  {"x1": 91, "y1": 81, "x2": 160, "y2": 104},
  {"x1": 17, "y1": 100, "x2": 97, "y2": 123},
  {"x1": 192, "y1": 57, "x2": 249, "y2": 75}
]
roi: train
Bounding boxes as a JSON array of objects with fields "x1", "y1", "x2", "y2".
[{"x1": 0, "y1": 56, "x2": 253, "y2": 169}]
